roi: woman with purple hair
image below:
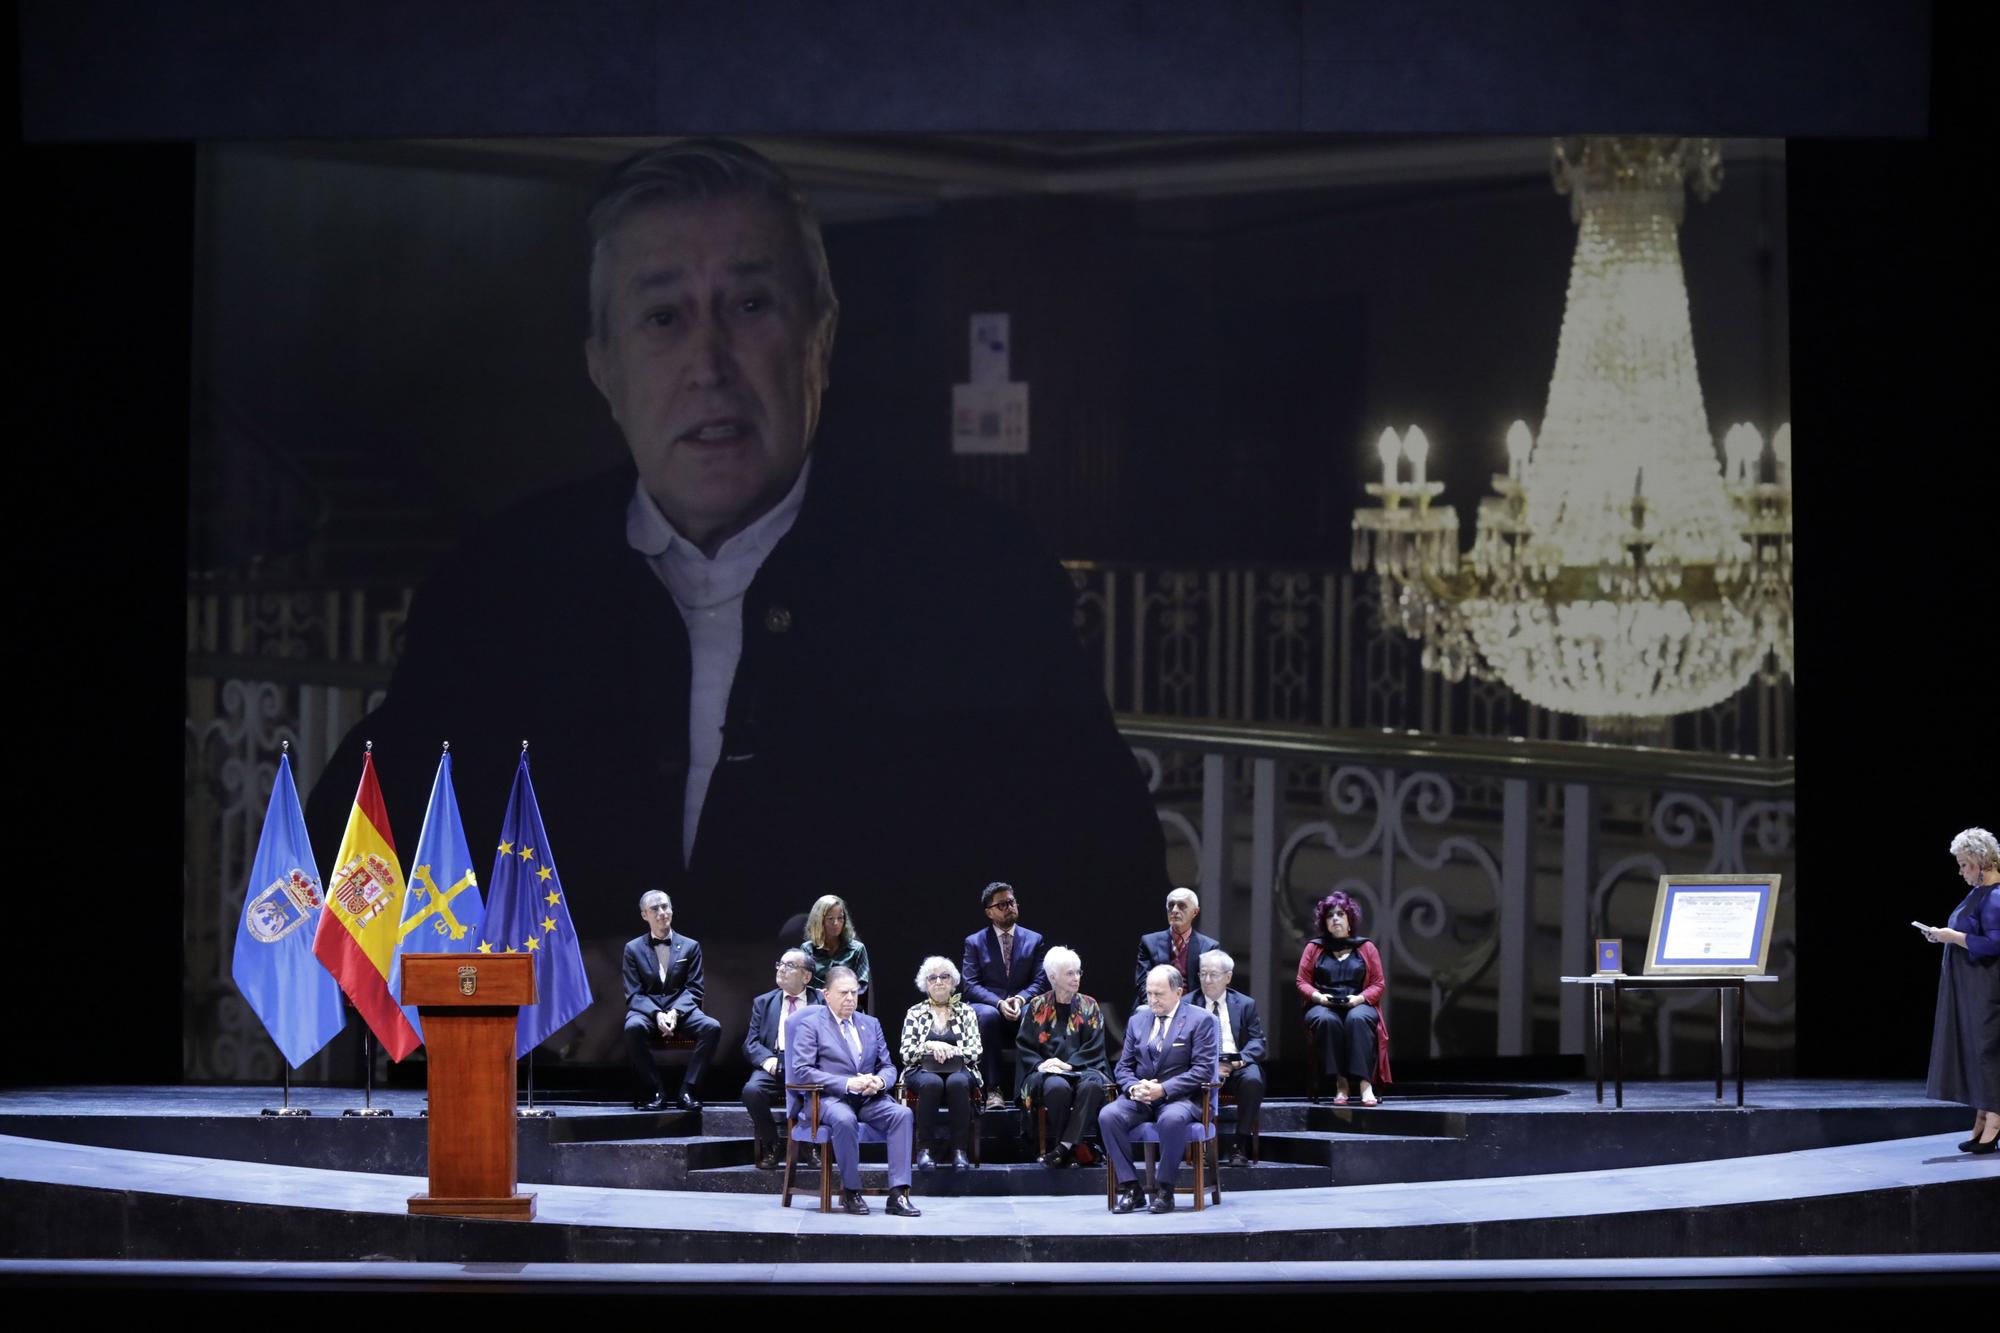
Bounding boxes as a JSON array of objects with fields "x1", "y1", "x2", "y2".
[{"x1": 1296, "y1": 891, "x2": 1393, "y2": 1105}]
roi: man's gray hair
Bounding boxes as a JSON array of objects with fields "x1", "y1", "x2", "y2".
[
  {"x1": 1147, "y1": 963, "x2": 1186, "y2": 993},
  {"x1": 1951, "y1": 827, "x2": 2000, "y2": 873},
  {"x1": 1167, "y1": 886, "x2": 1200, "y2": 910},
  {"x1": 1199, "y1": 949, "x2": 1234, "y2": 975},
  {"x1": 639, "y1": 890, "x2": 671, "y2": 910},
  {"x1": 826, "y1": 964, "x2": 860, "y2": 990},
  {"x1": 1043, "y1": 946, "x2": 1081, "y2": 979},
  {"x1": 916, "y1": 955, "x2": 961, "y2": 991},
  {"x1": 586, "y1": 137, "x2": 839, "y2": 355}
]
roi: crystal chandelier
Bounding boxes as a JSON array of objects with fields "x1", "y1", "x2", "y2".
[{"x1": 1351, "y1": 137, "x2": 1792, "y2": 730}]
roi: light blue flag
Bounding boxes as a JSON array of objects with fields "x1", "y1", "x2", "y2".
[
  {"x1": 478, "y1": 749, "x2": 592, "y2": 1057},
  {"x1": 231, "y1": 752, "x2": 347, "y2": 1068},
  {"x1": 388, "y1": 748, "x2": 487, "y2": 1041}
]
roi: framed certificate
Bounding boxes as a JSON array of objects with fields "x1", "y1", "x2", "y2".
[{"x1": 1642, "y1": 874, "x2": 1783, "y2": 975}]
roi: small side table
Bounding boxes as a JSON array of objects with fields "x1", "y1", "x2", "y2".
[{"x1": 1559, "y1": 974, "x2": 1778, "y2": 1107}]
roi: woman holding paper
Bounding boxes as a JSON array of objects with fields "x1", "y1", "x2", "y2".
[{"x1": 1917, "y1": 827, "x2": 2000, "y2": 1154}]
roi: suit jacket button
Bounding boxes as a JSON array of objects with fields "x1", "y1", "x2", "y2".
[{"x1": 763, "y1": 605, "x2": 793, "y2": 634}]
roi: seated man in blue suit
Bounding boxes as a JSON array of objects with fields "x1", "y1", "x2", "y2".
[
  {"x1": 962, "y1": 880, "x2": 1049, "y2": 1106},
  {"x1": 1195, "y1": 948, "x2": 1265, "y2": 1167},
  {"x1": 1101, "y1": 963, "x2": 1220, "y2": 1214},
  {"x1": 787, "y1": 965, "x2": 921, "y2": 1217},
  {"x1": 740, "y1": 947, "x2": 821, "y2": 1169},
  {"x1": 622, "y1": 890, "x2": 723, "y2": 1111},
  {"x1": 1132, "y1": 887, "x2": 1220, "y2": 1010}
]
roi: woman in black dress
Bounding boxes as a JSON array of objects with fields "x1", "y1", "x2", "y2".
[
  {"x1": 1918, "y1": 827, "x2": 2000, "y2": 1153},
  {"x1": 1296, "y1": 891, "x2": 1392, "y2": 1105}
]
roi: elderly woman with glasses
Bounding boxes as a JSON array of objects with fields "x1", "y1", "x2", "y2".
[
  {"x1": 1015, "y1": 946, "x2": 1110, "y2": 1168},
  {"x1": 1918, "y1": 827, "x2": 2000, "y2": 1154},
  {"x1": 898, "y1": 955, "x2": 983, "y2": 1169}
]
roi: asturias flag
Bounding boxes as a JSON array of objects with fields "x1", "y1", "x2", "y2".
[
  {"x1": 313, "y1": 747, "x2": 423, "y2": 1061},
  {"x1": 231, "y1": 751, "x2": 347, "y2": 1068},
  {"x1": 388, "y1": 748, "x2": 486, "y2": 1041},
  {"x1": 479, "y1": 749, "x2": 592, "y2": 1057}
]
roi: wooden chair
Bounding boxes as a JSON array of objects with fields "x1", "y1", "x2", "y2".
[
  {"x1": 781, "y1": 1082, "x2": 889, "y2": 1211},
  {"x1": 1217, "y1": 1084, "x2": 1260, "y2": 1162},
  {"x1": 1102, "y1": 1082, "x2": 1223, "y2": 1211}
]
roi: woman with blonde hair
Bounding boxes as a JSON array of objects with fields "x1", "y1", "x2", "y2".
[
  {"x1": 802, "y1": 895, "x2": 870, "y2": 999},
  {"x1": 1917, "y1": 827, "x2": 2000, "y2": 1153}
]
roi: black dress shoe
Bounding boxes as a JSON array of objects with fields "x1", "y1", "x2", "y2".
[
  {"x1": 755, "y1": 1145, "x2": 781, "y2": 1171},
  {"x1": 1040, "y1": 1145, "x2": 1074, "y2": 1169},
  {"x1": 1148, "y1": 1187, "x2": 1176, "y2": 1214},
  {"x1": 675, "y1": 1091, "x2": 703, "y2": 1112},
  {"x1": 1225, "y1": 1145, "x2": 1251, "y2": 1168},
  {"x1": 1111, "y1": 1185, "x2": 1145, "y2": 1214},
  {"x1": 885, "y1": 1188, "x2": 923, "y2": 1218},
  {"x1": 916, "y1": 1148, "x2": 936, "y2": 1171},
  {"x1": 634, "y1": 1094, "x2": 668, "y2": 1111},
  {"x1": 1970, "y1": 1137, "x2": 1999, "y2": 1155},
  {"x1": 804, "y1": 1147, "x2": 822, "y2": 1169},
  {"x1": 951, "y1": 1148, "x2": 972, "y2": 1169},
  {"x1": 840, "y1": 1189, "x2": 870, "y2": 1216}
]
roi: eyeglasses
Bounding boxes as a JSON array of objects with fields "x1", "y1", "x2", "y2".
[
  {"x1": 774, "y1": 961, "x2": 804, "y2": 972},
  {"x1": 987, "y1": 898, "x2": 1018, "y2": 909},
  {"x1": 924, "y1": 974, "x2": 955, "y2": 984},
  {"x1": 1197, "y1": 970, "x2": 1225, "y2": 980}
]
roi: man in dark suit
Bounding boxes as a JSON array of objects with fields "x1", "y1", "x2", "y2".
[
  {"x1": 1101, "y1": 963, "x2": 1220, "y2": 1214},
  {"x1": 1195, "y1": 948, "x2": 1265, "y2": 1167},
  {"x1": 622, "y1": 890, "x2": 722, "y2": 1110},
  {"x1": 1132, "y1": 887, "x2": 1220, "y2": 1010},
  {"x1": 787, "y1": 965, "x2": 921, "y2": 1217},
  {"x1": 740, "y1": 946, "x2": 821, "y2": 1169},
  {"x1": 962, "y1": 880, "x2": 1050, "y2": 1106}
]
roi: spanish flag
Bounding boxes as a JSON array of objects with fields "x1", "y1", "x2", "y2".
[{"x1": 313, "y1": 748, "x2": 421, "y2": 1061}]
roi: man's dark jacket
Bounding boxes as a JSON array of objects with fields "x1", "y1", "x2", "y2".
[{"x1": 307, "y1": 446, "x2": 1168, "y2": 1062}]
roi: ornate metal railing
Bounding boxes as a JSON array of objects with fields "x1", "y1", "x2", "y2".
[
  {"x1": 1066, "y1": 563, "x2": 1793, "y2": 757},
  {"x1": 186, "y1": 579, "x2": 1797, "y2": 1080}
]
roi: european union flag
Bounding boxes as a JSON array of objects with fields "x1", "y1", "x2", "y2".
[
  {"x1": 388, "y1": 748, "x2": 487, "y2": 1041},
  {"x1": 479, "y1": 749, "x2": 592, "y2": 1057},
  {"x1": 231, "y1": 752, "x2": 346, "y2": 1068}
]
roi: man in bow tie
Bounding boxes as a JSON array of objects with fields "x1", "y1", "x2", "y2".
[
  {"x1": 787, "y1": 965, "x2": 921, "y2": 1217},
  {"x1": 740, "y1": 947, "x2": 821, "y2": 1169},
  {"x1": 1196, "y1": 949, "x2": 1265, "y2": 1167},
  {"x1": 1101, "y1": 963, "x2": 1219, "y2": 1214},
  {"x1": 622, "y1": 890, "x2": 722, "y2": 1111}
]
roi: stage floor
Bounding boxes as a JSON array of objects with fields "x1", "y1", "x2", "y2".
[{"x1": 2, "y1": 1079, "x2": 1995, "y2": 1272}]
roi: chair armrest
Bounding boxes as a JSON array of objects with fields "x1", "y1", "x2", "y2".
[
  {"x1": 1200, "y1": 1081, "x2": 1222, "y2": 1128},
  {"x1": 785, "y1": 1082, "x2": 822, "y2": 1134}
]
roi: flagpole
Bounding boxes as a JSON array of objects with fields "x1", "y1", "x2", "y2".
[
  {"x1": 343, "y1": 1029, "x2": 394, "y2": 1116},
  {"x1": 260, "y1": 1040, "x2": 311, "y2": 1117},
  {"x1": 520, "y1": 1047, "x2": 553, "y2": 1118}
]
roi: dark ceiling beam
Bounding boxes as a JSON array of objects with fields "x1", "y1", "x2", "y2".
[{"x1": 18, "y1": 0, "x2": 1929, "y2": 143}]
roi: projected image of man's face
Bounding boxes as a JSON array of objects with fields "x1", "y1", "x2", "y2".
[{"x1": 587, "y1": 193, "x2": 827, "y2": 552}]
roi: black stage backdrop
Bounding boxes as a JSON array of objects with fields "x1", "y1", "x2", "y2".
[{"x1": 9, "y1": 1, "x2": 1979, "y2": 1087}]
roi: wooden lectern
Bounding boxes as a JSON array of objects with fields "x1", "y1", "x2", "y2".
[{"x1": 402, "y1": 952, "x2": 537, "y2": 1219}]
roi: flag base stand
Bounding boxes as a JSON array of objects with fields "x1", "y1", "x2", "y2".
[
  {"x1": 342, "y1": 1106, "x2": 395, "y2": 1117},
  {"x1": 261, "y1": 1106, "x2": 312, "y2": 1117},
  {"x1": 408, "y1": 1191, "x2": 536, "y2": 1221}
]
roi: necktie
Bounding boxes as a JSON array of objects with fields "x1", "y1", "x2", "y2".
[
  {"x1": 999, "y1": 930, "x2": 1013, "y2": 973},
  {"x1": 1149, "y1": 1016, "x2": 1166, "y2": 1051},
  {"x1": 655, "y1": 939, "x2": 671, "y2": 983},
  {"x1": 779, "y1": 993, "x2": 797, "y2": 1050},
  {"x1": 843, "y1": 1018, "x2": 861, "y2": 1058}
]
